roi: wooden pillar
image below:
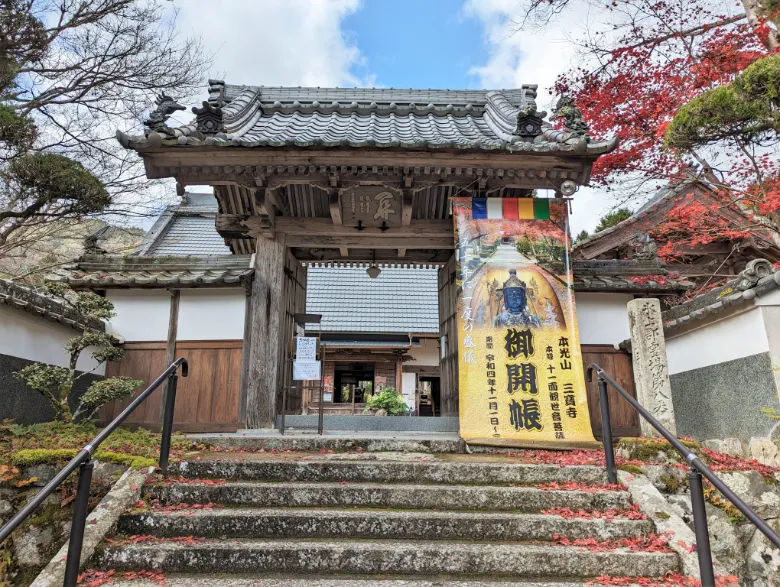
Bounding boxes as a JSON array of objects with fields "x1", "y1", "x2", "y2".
[
  {"x1": 245, "y1": 234, "x2": 288, "y2": 428},
  {"x1": 160, "y1": 289, "x2": 180, "y2": 423},
  {"x1": 238, "y1": 285, "x2": 253, "y2": 423},
  {"x1": 438, "y1": 255, "x2": 459, "y2": 417}
]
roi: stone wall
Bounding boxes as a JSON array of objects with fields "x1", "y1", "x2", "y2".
[
  {"x1": 671, "y1": 352, "x2": 779, "y2": 442},
  {"x1": 1, "y1": 354, "x2": 102, "y2": 425},
  {"x1": 0, "y1": 462, "x2": 124, "y2": 586}
]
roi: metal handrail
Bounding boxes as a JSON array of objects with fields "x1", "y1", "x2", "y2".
[
  {"x1": 0, "y1": 358, "x2": 189, "y2": 586},
  {"x1": 587, "y1": 362, "x2": 780, "y2": 586}
]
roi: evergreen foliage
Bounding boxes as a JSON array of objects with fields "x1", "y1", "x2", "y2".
[{"x1": 13, "y1": 284, "x2": 142, "y2": 422}]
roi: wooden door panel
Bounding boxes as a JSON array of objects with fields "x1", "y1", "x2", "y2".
[
  {"x1": 582, "y1": 345, "x2": 640, "y2": 438},
  {"x1": 101, "y1": 340, "x2": 243, "y2": 432}
]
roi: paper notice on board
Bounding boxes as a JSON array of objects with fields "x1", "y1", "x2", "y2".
[
  {"x1": 293, "y1": 360, "x2": 321, "y2": 381},
  {"x1": 296, "y1": 337, "x2": 318, "y2": 361}
]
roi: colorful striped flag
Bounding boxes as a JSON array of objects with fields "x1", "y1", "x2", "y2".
[{"x1": 471, "y1": 198, "x2": 550, "y2": 220}]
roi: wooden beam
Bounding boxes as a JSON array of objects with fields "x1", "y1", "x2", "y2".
[
  {"x1": 278, "y1": 217, "x2": 452, "y2": 237},
  {"x1": 291, "y1": 248, "x2": 453, "y2": 263},
  {"x1": 328, "y1": 189, "x2": 348, "y2": 257},
  {"x1": 284, "y1": 234, "x2": 454, "y2": 249},
  {"x1": 329, "y1": 189, "x2": 343, "y2": 225},
  {"x1": 254, "y1": 188, "x2": 276, "y2": 239},
  {"x1": 399, "y1": 189, "x2": 413, "y2": 257},
  {"x1": 217, "y1": 216, "x2": 453, "y2": 240}
]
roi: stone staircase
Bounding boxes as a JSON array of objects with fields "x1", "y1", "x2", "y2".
[{"x1": 90, "y1": 453, "x2": 682, "y2": 585}]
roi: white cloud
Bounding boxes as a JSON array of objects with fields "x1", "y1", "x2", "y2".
[
  {"x1": 464, "y1": 0, "x2": 620, "y2": 233},
  {"x1": 173, "y1": 0, "x2": 370, "y2": 87}
]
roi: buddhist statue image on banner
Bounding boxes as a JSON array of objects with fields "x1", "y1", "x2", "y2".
[{"x1": 453, "y1": 197, "x2": 596, "y2": 448}]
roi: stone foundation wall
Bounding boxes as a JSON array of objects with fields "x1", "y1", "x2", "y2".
[
  {"x1": 670, "y1": 352, "x2": 779, "y2": 442},
  {"x1": 0, "y1": 462, "x2": 124, "y2": 586}
]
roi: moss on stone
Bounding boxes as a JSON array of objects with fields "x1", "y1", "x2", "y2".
[
  {"x1": 617, "y1": 464, "x2": 644, "y2": 475},
  {"x1": 655, "y1": 511, "x2": 671, "y2": 520},
  {"x1": 617, "y1": 437, "x2": 700, "y2": 464},
  {"x1": 703, "y1": 486, "x2": 746, "y2": 524},
  {"x1": 10, "y1": 448, "x2": 154, "y2": 469},
  {"x1": 658, "y1": 474, "x2": 685, "y2": 494}
]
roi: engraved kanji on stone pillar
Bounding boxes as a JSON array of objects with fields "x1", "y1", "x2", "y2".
[{"x1": 627, "y1": 298, "x2": 677, "y2": 437}]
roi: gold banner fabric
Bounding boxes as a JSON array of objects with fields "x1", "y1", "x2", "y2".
[{"x1": 453, "y1": 197, "x2": 597, "y2": 448}]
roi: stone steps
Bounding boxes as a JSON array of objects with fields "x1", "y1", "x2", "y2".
[
  {"x1": 93, "y1": 538, "x2": 679, "y2": 579},
  {"x1": 119, "y1": 507, "x2": 652, "y2": 541},
  {"x1": 100, "y1": 576, "x2": 593, "y2": 587},
  {"x1": 143, "y1": 480, "x2": 632, "y2": 512},
  {"x1": 171, "y1": 459, "x2": 609, "y2": 485},
  {"x1": 185, "y1": 435, "x2": 464, "y2": 453},
  {"x1": 90, "y1": 454, "x2": 682, "y2": 584}
]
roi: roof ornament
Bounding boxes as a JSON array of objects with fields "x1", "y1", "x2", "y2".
[
  {"x1": 192, "y1": 101, "x2": 224, "y2": 135},
  {"x1": 553, "y1": 96, "x2": 589, "y2": 139},
  {"x1": 515, "y1": 104, "x2": 547, "y2": 139},
  {"x1": 738, "y1": 258, "x2": 774, "y2": 290},
  {"x1": 632, "y1": 233, "x2": 658, "y2": 261},
  {"x1": 144, "y1": 93, "x2": 186, "y2": 132},
  {"x1": 83, "y1": 226, "x2": 109, "y2": 256}
]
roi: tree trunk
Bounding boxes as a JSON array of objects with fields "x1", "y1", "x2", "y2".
[{"x1": 741, "y1": 0, "x2": 780, "y2": 50}]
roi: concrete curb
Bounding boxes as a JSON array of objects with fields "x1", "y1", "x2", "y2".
[
  {"x1": 618, "y1": 470, "x2": 725, "y2": 579},
  {"x1": 30, "y1": 465, "x2": 154, "y2": 587}
]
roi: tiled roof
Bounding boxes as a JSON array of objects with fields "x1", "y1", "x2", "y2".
[
  {"x1": 306, "y1": 264, "x2": 440, "y2": 334},
  {"x1": 662, "y1": 259, "x2": 780, "y2": 331},
  {"x1": 136, "y1": 193, "x2": 231, "y2": 257},
  {"x1": 572, "y1": 260, "x2": 694, "y2": 293},
  {"x1": 321, "y1": 340, "x2": 421, "y2": 348},
  {"x1": 148, "y1": 216, "x2": 231, "y2": 256},
  {"x1": 49, "y1": 255, "x2": 253, "y2": 289},
  {"x1": 0, "y1": 279, "x2": 104, "y2": 332},
  {"x1": 117, "y1": 82, "x2": 618, "y2": 156},
  {"x1": 573, "y1": 178, "x2": 780, "y2": 260}
]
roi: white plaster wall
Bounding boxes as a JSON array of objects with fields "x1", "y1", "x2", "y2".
[
  {"x1": 177, "y1": 289, "x2": 246, "y2": 340},
  {"x1": 0, "y1": 305, "x2": 105, "y2": 373},
  {"x1": 107, "y1": 290, "x2": 170, "y2": 342},
  {"x1": 575, "y1": 293, "x2": 634, "y2": 346},
  {"x1": 408, "y1": 338, "x2": 440, "y2": 367},
  {"x1": 666, "y1": 307, "x2": 769, "y2": 375}
]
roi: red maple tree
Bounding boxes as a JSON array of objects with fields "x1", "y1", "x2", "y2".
[{"x1": 541, "y1": 0, "x2": 780, "y2": 267}]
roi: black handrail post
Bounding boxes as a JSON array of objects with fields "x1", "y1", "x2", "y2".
[
  {"x1": 598, "y1": 375, "x2": 618, "y2": 484},
  {"x1": 62, "y1": 459, "x2": 94, "y2": 587},
  {"x1": 280, "y1": 387, "x2": 288, "y2": 436},
  {"x1": 689, "y1": 467, "x2": 716, "y2": 585},
  {"x1": 159, "y1": 372, "x2": 179, "y2": 477}
]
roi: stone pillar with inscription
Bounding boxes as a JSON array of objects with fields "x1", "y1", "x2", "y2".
[{"x1": 627, "y1": 298, "x2": 677, "y2": 437}]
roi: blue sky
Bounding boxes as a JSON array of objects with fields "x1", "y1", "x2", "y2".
[
  {"x1": 171, "y1": 0, "x2": 622, "y2": 234},
  {"x1": 343, "y1": 0, "x2": 486, "y2": 90}
]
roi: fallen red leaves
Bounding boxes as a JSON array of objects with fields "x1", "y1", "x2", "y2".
[
  {"x1": 78, "y1": 569, "x2": 166, "y2": 586},
  {"x1": 542, "y1": 503, "x2": 647, "y2": 520},
  {"x1": 147, "y1": 499, "x2": 223, "y2": 514},
  {"x1": 105, "y1": 534, "x2": 205, "y2": 546},
  {"x1": 587, "y1": 573, "x2": 739, "y2": 586},
  {"x1": 701, "y1": 447, "x2": 779, "y2": 476},
  {"x1": 553, "y1": 532, "x2": 672, "y2": 553},
  {"x1": 536, "y1": 481, "x2": 627, "y2": 492}
]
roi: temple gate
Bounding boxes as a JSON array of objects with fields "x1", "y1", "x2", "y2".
[{"x1": 116, "y1": 82, "x2": 617, "y2": 429}]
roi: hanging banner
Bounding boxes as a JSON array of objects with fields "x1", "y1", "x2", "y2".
[{"x1": 453, "y1": 197, "x2": 597, "y2": 448}]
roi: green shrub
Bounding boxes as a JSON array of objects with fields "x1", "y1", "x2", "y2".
[{"x1": 364, "y1": 387, "x2": 408, "y2": 416}]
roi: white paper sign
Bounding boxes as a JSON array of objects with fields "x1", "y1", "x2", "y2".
[
  {"x1": 296, "y1": 337, "x2": 318, "y2": 361},
  {"x1": 293, "y1": 360, "x2": 321, "y2": 381}
]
